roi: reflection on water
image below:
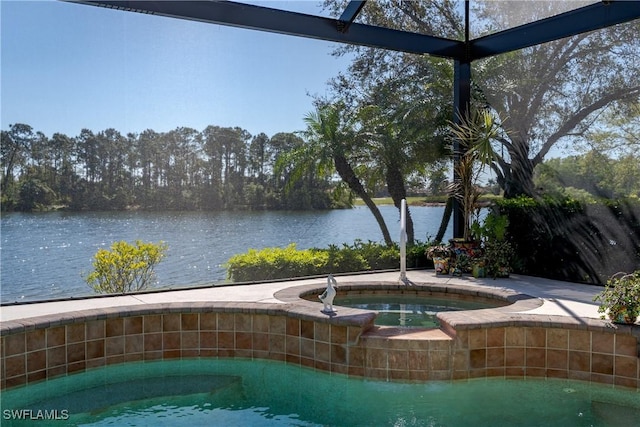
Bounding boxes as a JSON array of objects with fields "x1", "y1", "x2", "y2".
[{"x1": 0, "y1": 207, "x2": 451, "y2": 303}]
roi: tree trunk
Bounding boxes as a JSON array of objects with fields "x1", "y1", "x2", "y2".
[
  {"x1": 503, "y1": 141, "x2": 536, "y2": 198},
  {"x1": 435, "y1": 197, "x2": 453, "y2": 243},
  {"x1": 334, "y1": 154, "x2": 393, "y2": 246}
]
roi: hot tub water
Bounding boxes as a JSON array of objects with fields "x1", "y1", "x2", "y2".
[{"x1": 334, "y1": 294, "x2": 501, "y2": 328}]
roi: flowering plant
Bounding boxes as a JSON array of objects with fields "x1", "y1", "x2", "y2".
[
  {"x1": 593, "y1": 271, "x2": 640, "y2": 324},
  {"x1": 426, "y1": 245, "x2": 451, "y2": 260}
]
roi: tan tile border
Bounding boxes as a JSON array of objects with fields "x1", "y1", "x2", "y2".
[{"x1": 1, "y1": 281, "x2": 638, "y2": 391}]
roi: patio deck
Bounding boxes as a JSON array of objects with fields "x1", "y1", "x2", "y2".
[
  {"x1": 1, "y1": 271, "x2": 638, "y2": 390},
  {"x1": 0, "y1": 271, "x2": 605, "y2": 322}
]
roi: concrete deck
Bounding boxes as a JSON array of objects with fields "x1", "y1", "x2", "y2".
[
  {"x1": 3, "y1": 270, "x2": 639, "y2": 391},
  {"x1": 0, "y1": 271, "x2": 607, "y2": 323}
]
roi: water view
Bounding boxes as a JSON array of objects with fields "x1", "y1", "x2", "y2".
[{"x1": 0, "y1": 206, "x2": 451, "y2": 304}]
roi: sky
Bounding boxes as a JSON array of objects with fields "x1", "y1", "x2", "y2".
[{"x1": 1, "y1": 0, "x2": 353, "y2": 139}]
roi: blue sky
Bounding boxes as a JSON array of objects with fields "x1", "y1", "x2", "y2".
[{"x1": 1, "y1": 0, "x2": 352, "y2": 139}]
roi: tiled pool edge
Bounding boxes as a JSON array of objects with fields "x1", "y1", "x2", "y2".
[{"x1": 1, "y1": 282, "x2": 639, "y2": 390}]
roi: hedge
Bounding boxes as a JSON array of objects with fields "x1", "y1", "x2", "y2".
[
  {"x1": 225, "y1": 240, "x2": 431, "y2": 282},
  {"x1": 495, "y1": 196, "x2": 640, "y2": 284}
]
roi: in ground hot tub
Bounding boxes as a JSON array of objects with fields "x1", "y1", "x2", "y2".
[
  {"x1": 333, "y1": 293, "x2": 502, "y2": 328},
  {"x1": 297, "y1": 282, "x2": 513, "y2": 329}
]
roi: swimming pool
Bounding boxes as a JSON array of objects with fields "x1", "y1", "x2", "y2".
[
  {"x1": 333, "y1": 294, "x2": 501, "y2": 328},
  {"x1": 1, "y1": 359, "x2": 638, "y2": 426}
]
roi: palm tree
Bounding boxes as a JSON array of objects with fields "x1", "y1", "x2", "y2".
[
  {"x1": 349, "y1": 59, "x2": 451, "y2": 245},
  {"x1": 448, "y1": 109, "x2": 501, "y2": 241},
  {"x1": 278, "y1": 103, "x2": 393, "y2": 245}
]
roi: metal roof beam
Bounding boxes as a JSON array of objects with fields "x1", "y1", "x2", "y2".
[
  {"x1": 66, "y1": 1, "x2": 465, "y2": 58},
  {"x1": 470, "y1": 1, "x2": 640, "y2": 60},
  {"x1": 338, "y1": 0, "x2": 367, "y2": 32}
]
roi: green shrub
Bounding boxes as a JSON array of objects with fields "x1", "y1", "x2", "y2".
[
  {"x1": 406, "y1": 240, "x2": 433, "y2": 268},
  {"x1": 325, "y1": 244, "x2": 369, "y2": 273},
  {"x1": 86, "y1": 240, "x2": 168, "y2": 294},
  {"x1": 352, "y1": 240, "x2": 400, "y2": 270},
  {"x1": 226, "y1": 244, "x2": 329, "y2": 282},
  {"x1": 226, "y1": 241, "x2": 419, "y2": 282}
]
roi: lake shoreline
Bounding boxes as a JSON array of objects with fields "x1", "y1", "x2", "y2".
[
  {"x1": 1, "y1": 196, "x2": 457, "y2": 213},
  {"x1": 1, "y1": 207, "x2": 454, "y2": 303}
]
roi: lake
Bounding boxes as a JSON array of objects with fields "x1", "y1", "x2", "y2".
[{"x1": 0, "y1": 206, "x2": 452, "y2": 304}]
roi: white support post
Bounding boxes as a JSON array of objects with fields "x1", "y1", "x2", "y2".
[{"x1": 399, "y1": 198, "x2": 407, "y2": 284}]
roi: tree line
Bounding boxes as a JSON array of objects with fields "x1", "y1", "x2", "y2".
[
  {"x1": 3, "y1": 2, "x2": 639, "y2": 251},
  {"x1": 535, "y1": 151, "x2": 640, "y2": 200},
  {"x1": 1, "y1": 124, "x2": 346, "y2": 212}
]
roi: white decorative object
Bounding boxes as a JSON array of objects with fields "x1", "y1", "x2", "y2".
[
  {"x1": 319, "y1": 274, "x2": 338, "y2": 313},
  {"x1": 399, "y1": 198, "x2": 408, "y2": 284}
]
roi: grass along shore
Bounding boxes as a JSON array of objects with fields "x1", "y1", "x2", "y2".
[
  {"x1": 353, "y1": 195, "x2": 500, "y2": 207},
  {"x1": 353, "y1": 196, "x2": 445, "y2": 206}
]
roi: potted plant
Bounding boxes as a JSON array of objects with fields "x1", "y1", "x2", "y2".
[
  {"x1": 451, "y1": 252, "x2": 472, "y2": 276},
  {"x1": 426, "y1": 244, "x2": 451, "y2": 275},
  {"x1": 447, "y1": 109, "x2": 500, "y2": 243},
  {"x1": 472, "y1": 257, "x2": 486, "y2": 278},
  {"x1": 472, "y1": 212, "x2": 514, "y2": 278},
  {"x1": 593, "y1": 271, "x2": 640, "y2": 324},
  {"x1": 483, "y1": 239, "x2": 514, "y2": 278}
]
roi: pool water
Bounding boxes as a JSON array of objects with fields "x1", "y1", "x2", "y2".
[
  {"x1": 2, "y1": 359, "x2": 638, "y2": 426},
  {"x1": 334, "y1": 294, "x2": 501, "y2": 328}
]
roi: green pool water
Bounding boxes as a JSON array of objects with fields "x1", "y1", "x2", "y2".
[
  {"x1": 334, "y1": 294, "x2": 501, "y2": 328},
  {"x1": 2, "y1": 359, "x2": 638, "y2": 426}
]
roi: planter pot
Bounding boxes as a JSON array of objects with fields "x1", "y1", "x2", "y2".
[
  {"x1": 609, "y1": 308, "x2": 639, "y2": 325},
  {"x1": 449, "y1": 239, "x2": 482, "y2": 259},
  {"x1": 433, "y1": 257, "x2": 449, "y2": 275},
  {"x1": 486, "y1": 264, "x2": 510, "y2": 278},
  {"x1": 451, "y1": 267, "x2": 463, "y2": 277},
  {"x1": 472, "y1": 264, "x2": 486, "y2": 278},
  {"x1": 495, "y1": 266, "x2": 510, "y2": 278},
  {"x1": 449, "y1": 240, "x2": 480, "y2": 274}
]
